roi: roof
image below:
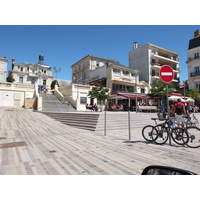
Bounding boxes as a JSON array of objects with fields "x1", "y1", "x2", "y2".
[
  {"x1": 188, "y1": 36, "x2": 200, "y2": 50},
  {"x1": 148, "y1": 43, "x2": 179, "y2": 55},
  {"x1": 71, "y1": 55, "x2": 120, "y2": 68},
  {"x1": 109, "y1": 62, "x2": 131, "y2": 69}
]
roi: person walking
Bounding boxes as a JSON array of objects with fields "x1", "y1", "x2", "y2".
[{"x1": 172, "y1": 99, "x2": 186, "y2": 126}]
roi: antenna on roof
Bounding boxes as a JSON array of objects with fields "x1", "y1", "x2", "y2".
[{"x1": 54, "y1": 67, "x2": 61, "y2": 79}]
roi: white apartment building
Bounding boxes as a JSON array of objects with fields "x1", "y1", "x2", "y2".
[
  {"x1": 11, "y1": 55, "x2": 53, "y2": 90},
  {"x1": 0, "y1": 56, "x2": 8, "y2": 82},
  {"x1": 129, "y1": 42, "x2": 180, "y2": 90},
  {"x1": 187, "y1": 29, "x2": 200, "y2": 92}
]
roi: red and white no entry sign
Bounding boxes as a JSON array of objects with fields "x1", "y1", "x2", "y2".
[{"x1": 159, "y1": 65, "x2": 174, "y2": 83}]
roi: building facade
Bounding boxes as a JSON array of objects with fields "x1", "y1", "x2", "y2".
[
  {"x1": 70, "y1": 55, "x2": 149, "y2": 110},
  {"x1": 0, "y1": 56, "x2": 8, "y2": 82},
  {"x1": 129, "y1": 42, "x2": 180, "y2": 90},
  {"x1": 72, "y1": 55, "x2": 120, "y2": 85},
  {"x1": 11, "y1": 55, "x2": 53, "y2": 89},
  {"x1": 187, "y1": 30, "x2": 200, "y2": 92},
  {"x1": 71, "y1": 55, "x2": 149, "y2": 94}
]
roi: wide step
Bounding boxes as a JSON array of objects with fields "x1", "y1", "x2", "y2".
[{"x1": 41, "y1": 112, "x2": 100, "y2": 131}]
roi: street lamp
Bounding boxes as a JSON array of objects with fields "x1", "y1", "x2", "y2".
[
  {"x1": 134, "y1": 69, "x2": 139, "y2": 113},
  {"x1": 183, "y1": 80, "x2": 186, "y2": 98}
]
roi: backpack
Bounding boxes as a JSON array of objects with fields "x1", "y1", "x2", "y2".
[{"x1": 176, "y1": 103, "x2": 183, "y2": 115}]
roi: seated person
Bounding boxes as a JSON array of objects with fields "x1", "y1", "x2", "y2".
[
  {"x1": 119, "y1": 104, "x2": 124, "y2": 111},
  {"x1": 93, "y1": 103, "x2": 98, "y2": 112}
]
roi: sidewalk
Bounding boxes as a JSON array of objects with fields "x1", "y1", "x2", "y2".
[{"x1": 0, "y1": 107, "x2": 200, "y2": 175}]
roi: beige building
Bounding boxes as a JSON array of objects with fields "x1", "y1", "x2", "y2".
[
  {"x1": 187, "y1": 29, "x2": 200, "y2": 92},
  {"x1": 0, "y1": 56, "x2": 8, "y2": 82},
  {"x1": 129, "y1": 42, "x2": 180, "y2": 90},
  {"x1": 11, "y1": 55, "x2": 53, "y2": 90},
  {"x1": 70, "y1": 55, "x2": 149, "y2": 110}
]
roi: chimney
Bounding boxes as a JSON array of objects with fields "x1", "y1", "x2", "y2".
[
  {"x1": 194, "y1": 29, "x2": 200, "y2": 37},
  {"x1": 12, "y1": 58, "x2": 15, "y2": 70},
  {"x1": 133, "y1": 42, "x2": 138, "y2": 49}
]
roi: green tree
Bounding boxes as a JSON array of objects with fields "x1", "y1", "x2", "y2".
[
  {"x1": 6, "y1": 71, "x2": 15, "y2": 82},
  {"x1": 187, "y1": 88, "x2": 199, "y2": 101},
  {"x1": 50, "y1": 80, "x2": 59, "y2": 90},
  {"x1": 87, "y1": 85, "x2": 109, "y2": 105},
  {"x1": 149, "y1": 79, "x2": 174, "y2": 96}
]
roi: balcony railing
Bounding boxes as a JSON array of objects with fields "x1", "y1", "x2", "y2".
[
  {"x1": 190, "y1": 71, "x2": 200, "y2": 77},
  {"x1": 151, "y1": 62, "x2": 178, "y2": 71}
]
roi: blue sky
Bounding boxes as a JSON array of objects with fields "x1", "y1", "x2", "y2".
[{"x1": 0, "y1": 25, "x2": 199, "y2": 83}]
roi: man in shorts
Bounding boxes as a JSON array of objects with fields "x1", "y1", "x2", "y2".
[{"x1": 173, "y1": 98, "x2": 186, "y2": 125}]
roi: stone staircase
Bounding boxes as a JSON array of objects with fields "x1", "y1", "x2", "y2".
[
  {"x1": 40, "y1": 111, "x2": 158, "y2": 133},
  {"x1": 40, "y1": 93, "x2": 76, "y2": 112},
  {"x1": 41, "y1": 112, "x2": 100, "y2": 131}
]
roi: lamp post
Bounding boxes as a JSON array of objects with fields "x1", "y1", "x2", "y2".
[
  {"x1": 183, "y1": 80, "x2": 186, "y2": 98},
  {"x1": 134, "y1": 69, "x2": 139, "y2": 113},
  {"x1": 54, "y1": 67, "x2": 61, "y2": 79}
]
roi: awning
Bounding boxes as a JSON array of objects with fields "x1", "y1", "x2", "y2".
[
  {"x1": 168, "y1": 94, "x2": 184, "y2": 97},
  {"x1": 118, "y1": 92, "x2": 148, "y2": 100},
  {"x1": 110, "y1": 95, "x2": 128, "y2": 99}
]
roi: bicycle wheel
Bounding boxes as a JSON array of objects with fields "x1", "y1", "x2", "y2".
[
  {"x1": 171, "y1": 128, "x2": 189, "y2": 145},
  {"x1": 193, "y1": 115, "x2": 199, "y2": 127},
  {"x1": 152, "y1": 125, "x2": 168, "y2": 145},
  {"x1": 184, "y1": 127, "x2": 200, "y2": 148},
  {"x1": 142, "y1": 125, "x2": 156, "y2": 142}
]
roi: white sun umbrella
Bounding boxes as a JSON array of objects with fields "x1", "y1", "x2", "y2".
[
  {"x1": 185, "y1": 98, "x2": 194, "y2": 102},
  {"x1": 168, "y1": 96, "x2": 182, "y2": 102}
]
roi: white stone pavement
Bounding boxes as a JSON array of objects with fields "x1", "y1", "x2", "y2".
[{"x1": 0, "y1": 107, "x2": 200, "y2": 175}]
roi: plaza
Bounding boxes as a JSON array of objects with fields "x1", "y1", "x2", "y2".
[{"x1": 0, "y1": 107, "x2": 200, "y2": 175}]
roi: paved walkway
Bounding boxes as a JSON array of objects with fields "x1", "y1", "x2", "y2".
[{"x1": 0, "y1": 107, "x2": 200, "y2": 175}]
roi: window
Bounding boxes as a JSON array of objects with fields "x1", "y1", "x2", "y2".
[
  {"x1": 31, "y1": 78, "x2": 35, "y2": 84},
  {"x1": 19, "y1": 76, "x2": 23, "y2": 83},
  {"x1": 80, "y1": 97, "x2": 87, "y2": 104},
  {"x1": 141, "y1": 88, "x2": 145, "y2": 93},
  {"x1": 122, "y1": 70, "x2": 129, "y2": 77},
  {"x1": 112, "y1": 84, "x2": 133, "y2": 92},
  {"x1": 131, "y1": 72, "x2": 136, "y2": 77},
  {"x1": 195, "y1": 52, "x2": 199, "y2": 58},
  {"x1": 195, "y1": 66, "x2": 200, "y2": 76},
  {"x1": 196, "y1": 83, "x2": 200, "y2": 92},
  {"x1": 83, "y1": 73, "x2": 86, "y2": 79},
  {"x1": 21, "y1": 67, "x2": 23, "y2": 72},
  {"x1": 43, "y1": 80, "x2": 46, "y2": 86},
  {"x1": 113, "y1": 68, "x2": 121, "y2": 76}
]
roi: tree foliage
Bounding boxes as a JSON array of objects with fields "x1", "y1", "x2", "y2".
[
  {"x1": 6, "y1": 71, "x2": 15, "y2": 83},
  {"x1": 88, "y1": 85, "x2": 109, "y2": 104},
  {"x1": 187, "y1": 88, "x2": 199, "y2": 101},
  {"x1": 50, "y1": 80, "x2": 59, "y2": 90},
  {"x1": 149, "y1": 79, "x2": 174, "y2": 96}
]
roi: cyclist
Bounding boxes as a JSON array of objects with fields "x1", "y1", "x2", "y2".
[{"x1": 172, "y1": 99, "x2": 186, "y2": 127}]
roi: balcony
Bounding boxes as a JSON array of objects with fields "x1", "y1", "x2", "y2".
[
  {"x1": 151, "y1": 62, "x2": 178, "y2": 71},
  {"x1": 152, "y1": 51, "x2": 179, "y2": 64},
  {"x1": 190, "y1": 71, "x2": 200, "y2": 77},
  {"x1": 186, "y1": 56, "x2": 200, "y2": 64}
]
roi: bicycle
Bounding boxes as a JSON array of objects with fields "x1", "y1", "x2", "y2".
[
  {"x1": 142, "y1": 114, "x2": 189, "y2": 146},
  {"x1": 179, "y1": 115, "x2": 200, "y2": 148},
  {"x1": 185, "y1": 113, "x2": 199, "y2": 128}
]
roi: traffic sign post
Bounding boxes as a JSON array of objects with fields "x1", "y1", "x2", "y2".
[
  {"x1": 159, "y1": 65, "x2": 174, "y2": 145},
  {"x1": 159, "y1": 65, "x2": 174, "y2": 83}
]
